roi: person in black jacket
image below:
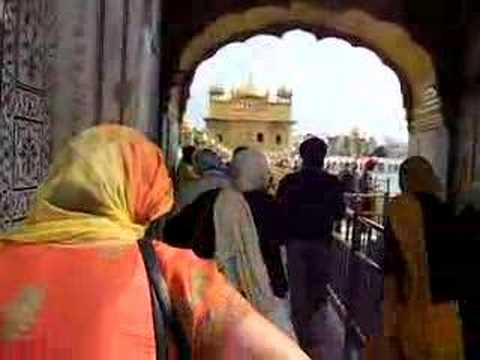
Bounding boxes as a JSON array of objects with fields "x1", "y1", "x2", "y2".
[{"x1": 277, "y1": 137, "x2": 345, "y2": 359}]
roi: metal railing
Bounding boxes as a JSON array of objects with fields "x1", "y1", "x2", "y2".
[
  {"x1": 344, "y1": 192, "x2": 392, "y2": 227},
  {"x1": 329, "y1": 206, "x2": 384, "y2": 349}
]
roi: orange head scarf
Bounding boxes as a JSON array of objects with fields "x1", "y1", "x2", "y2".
[{"x1": 2, "y1": 124, "x2": 174, "y2": 245}]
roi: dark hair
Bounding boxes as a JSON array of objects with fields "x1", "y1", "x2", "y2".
[
  {"x1": 299, "y1": 137, "x2": 328, "y2": 167},
  {"x1": 182, "y1": 146, "x2": 196, "y2": 165},
  {"x1": 233, "y1": 146, "x2": 249, "y2": 157}
]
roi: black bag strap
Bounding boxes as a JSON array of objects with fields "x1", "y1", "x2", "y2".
[{"x1": 137, "y1": 238, "x2": 192, "y2": 360}]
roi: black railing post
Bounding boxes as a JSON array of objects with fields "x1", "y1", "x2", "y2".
[
  {"x1": 383, "y1": 179, "x2": 391, "y2": 228},
  {"x1": 331, "y1": 196, "x2": 385, "y2": 356},
  {"x1": 351, "y1": 212, "x2": 361, "y2": 252},
  {"x1": 345, "y1": 210, "x2": 362, "y2": 356}
]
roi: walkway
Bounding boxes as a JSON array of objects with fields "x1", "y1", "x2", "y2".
[{"x1": 280, "y1": 205, "x2": 383, "y2": 358}]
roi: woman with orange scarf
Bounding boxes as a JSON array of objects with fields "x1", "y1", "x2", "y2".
[{"x1": 0, "y1": 125, "x2": 309, "y2": 360}]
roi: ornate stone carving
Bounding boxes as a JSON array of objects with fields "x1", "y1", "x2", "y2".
[
  {"x1": 411, "y1": 85, "x2": 444, "y2": 133},
  {"x1": 0, "y1": 0, "x2": 55, "y2": 229},
  {"x1": 13, "y1": 119, "x2": 43, "y2": 190}
]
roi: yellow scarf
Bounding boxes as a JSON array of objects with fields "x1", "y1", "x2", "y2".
[{"x1": 2, "y1": 125, "x2": 173, "y2": 246}]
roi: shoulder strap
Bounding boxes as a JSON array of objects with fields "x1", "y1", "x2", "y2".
[{"x1": 137, "y1": 238, "x2": 192, "y2": 360}]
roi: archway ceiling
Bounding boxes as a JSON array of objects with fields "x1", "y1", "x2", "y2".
[{"x1": 175, "y1": 3, "x2": 436, "y2": 111}]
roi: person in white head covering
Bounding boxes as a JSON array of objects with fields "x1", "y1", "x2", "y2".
[
  {"x1": 176, "y1": 148, "x2": 230, "y2": 210},
  {"x1": 214, "y1": 149, "x2": 295, "y2": 338},
  {"x1": 229, "y1": 149, "x2": 288, "y2": 296},
  {"x1": 164, "y1": 149, "x2": 295, "y2": 338}
]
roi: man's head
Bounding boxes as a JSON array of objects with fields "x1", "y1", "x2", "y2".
[
  {"x1": 233, "y1": 146, "x2": 249, "y2": 158},
  {"x1": 193, "y1": 148, "x2": 224, "y2": 175},
  {"x1": 299, "y1": 137, "x2": 328, "y2": 168},
  {"x1": 364, "y1": 159, "x2": 377, "y2": 172},
  {"x1": 230, "y1": 149, "x2": 270, "y2": 192}
]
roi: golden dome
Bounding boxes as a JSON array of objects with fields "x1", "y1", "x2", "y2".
[
  {"x1": 209, "y1": 85, "x2": 225, "y2": 96},
  {"x1": 234, "y1": 73, "x2": 267, "y2": 99},
  {"x1": 277, "y1": 86, "x2": 292, "y2": 99}
]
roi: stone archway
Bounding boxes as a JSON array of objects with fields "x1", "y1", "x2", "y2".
[
  {"x1": 179, "y1": 4, "x2": 434, "y2": 109},
  {"x1": 166, "y1": 3, "x2": 449, "y2": 188}
]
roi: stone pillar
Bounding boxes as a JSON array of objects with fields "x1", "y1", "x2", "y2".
[
  {"x1": 122, "y1": 0, "x2": 162, "y2": 141},
  {"x1": 409, "y1": 123, "x2": 450, "y2": 190},
  {"x1": 409, "y1": 86, "x2": 449, "y2": 193},
  {"x1": 449, "y1": 16, "x2": 480, "y2": 196},
  {"x1": 51, "y1": 0, "x2": 99, "y2": 152},
  {"x1": 50, "y1": 0, "x2": 162, "y2": 153},
  {"x1": 163, "y1": 71, "x2": 190, "y2": 170},
  {"x1": 451, "y1": 90, "x2": 480, "y2": 195},
  {"x1": 165, "y1": 84, "x2": 182, "y2": 170}
]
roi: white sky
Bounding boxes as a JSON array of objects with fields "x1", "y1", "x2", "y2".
[{"x1": 185, "y1": 29, "x2": 409, "y2": 143}]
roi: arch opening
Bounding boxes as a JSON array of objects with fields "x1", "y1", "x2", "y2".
[
  {"x1": 181, "y1": 29, "x2": 410, "y2": 193},
  {"x1": 167, "y1": 4, "x2": 448, "y2": 190}
]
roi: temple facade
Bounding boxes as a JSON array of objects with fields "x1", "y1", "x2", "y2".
[{"x1": 205, "y1": 81, "x2": 295, "y2": 152}]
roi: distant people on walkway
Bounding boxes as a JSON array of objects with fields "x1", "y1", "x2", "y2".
[
  {"x1": 358, "y1": 159, "x2": 377, "y2": 217},
  {"x1": 177, "y1": 148, "x2": 230, "y2": 209},
  {"x1": 339, "y1": 162, "x2": 357, "y2": 193},
  {"x1": 176, "y1": 145, "x2": 199, "y2": 185},
  {"x1": 0, "y1": 125, "x2": 309, "y2": 360},
  {"x1": 164, "y1": 149, "x2": 295, "y2": 338},
  {"x1": 358, "y1": 159, "x2": 377, "y2": 194},
  {"x1": 277, "y1": 137, "x2": 346, "y2": 360},
  {"x1": 380, "y1": 156, "x2": 464, "y2": 360}
]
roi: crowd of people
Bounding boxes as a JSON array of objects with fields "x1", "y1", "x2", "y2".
[
  {"x1": 0, "y1": 123, "x2": 477, "y2": 360},
  {"x1": 167, "y1": 136, "x2": 346, "y2": 359},
  {"x1": 0, "y1": 125, "x2": 308, "y2": 360}
]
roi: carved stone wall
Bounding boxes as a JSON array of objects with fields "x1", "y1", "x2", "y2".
[
  {"x1": 210, "y1": 97, "x2": 291, "y2": 122},
  {"x1": 1, "y1": 0, "x2": 57, "y2": 230}
]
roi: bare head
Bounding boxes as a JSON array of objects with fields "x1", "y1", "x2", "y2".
[{"x1": 230, "y1": 149, "x2": 270, "y2": 192}]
